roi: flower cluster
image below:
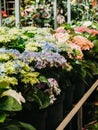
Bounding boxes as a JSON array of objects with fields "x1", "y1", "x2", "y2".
[
  {"x1": 19, "y1": 51, "x2": 69, "y2": 70},
  {"x1": 0, "y1": 48, "x2": 20, "y2": 61},
  {"x1": 75, "y1": 26, "x2": 98, "y2": 36},
  {"x1": 0, "y1": 27, "x2": 36, "y2": 52},
  {"x1": 54, "y1": 27, "x2": 84, "y2": 60},
  {"x1": 0, "y1": 24, "x2": 96, "y2": 118},
  {"x1": 47, "y1": 78, "x2": 61, "y2": 104},
  {"x1": 0, "y1": 47, "x2": 62, "y2": 110},
  {"x1": 20, "y1": 2, "x2": 53, "y2": 27},
  {"x1": 71, "y1": 21, "x2": 98, "y2": 76},
  {"x1": 72, "y1": 35, "x2": 94, "y2": 50},
  {"x1": 54, "y1": 27, "x2": 70, "y2": 43}
]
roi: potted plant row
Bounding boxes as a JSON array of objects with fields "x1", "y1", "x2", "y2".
[{"x1": 0, "y1": 21, "x2": 98, "y2": 129}]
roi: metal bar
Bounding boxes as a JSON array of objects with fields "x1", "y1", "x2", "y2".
[
  {"x1": 86, "y1": 0, "x2": 89, "y2": 20},
  {"x1": 4, "y1": 0, "x2": 6, "y2": 11},
  {"x1": 53, "y1": 0, "x2": 57, "y2": 29},
  {"x1": 36, "y1": 0, "x2": 39, "y2": 8},
  {"x1": 56, "y1": 80, "x2": 98, "y2": 130},
  {"x1": 15, "y1": 0, "x2": 20, "y2": 28},
  {"x1": 0, "y1": 0, "x2": 2, "y2": 26},
  {"x1": 67, "y1": 0, "x2": 71, "y2": 23},
  {"x1": 77, "y1": 107, "x2": 83, "y2": 130}
]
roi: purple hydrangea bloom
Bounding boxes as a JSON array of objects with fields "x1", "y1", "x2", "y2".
[
  {"x1": 0, "y1": 47, "x2": 20, "y2": 56},
  {"x1": 19, "y1": 51, "x2": 67, "y2": 69}
]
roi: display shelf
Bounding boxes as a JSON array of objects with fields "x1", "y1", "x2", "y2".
[
  {"x1": 1, "y1": 0, "x2": 15, "y2": 15},
  {"x1": 6, "y1": 0, "x2": 15, "y2": 15}
]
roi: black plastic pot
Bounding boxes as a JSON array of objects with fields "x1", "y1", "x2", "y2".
[
  {"x1": 30, "y1": 107, "x2": 47, "y2": 130},
  {"x1": 46, "y1": 92, "x2": 65, "y2": 130},
  {"x1": 62, "y1": 85, "x2": 76, "y2": 130},
  {"x1": 72, "y1": 82, "x2": 85, "y2": 130},
  {"x1": 15, "y1": 93, "x2": 65, "y2": 130},
  {"x1": 63, "y1": 85, "x2": 75, "y2": 114},
  {"x1": 73, "y1": 83, "x2": 85, "y2": 104},
  {"x1": 14, "y1": 103, "x2": 47, "y2": 130}
]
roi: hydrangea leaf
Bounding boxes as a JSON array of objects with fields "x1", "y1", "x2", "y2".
[
  {"x1": 0, "y1": 81, "x2": 9, "y2": 95},
  {"x1": 0, "y1": 96, "x2": 22, "y2": 111},
  {"x1": 33, "y1": 90, "x2": 50, "y2": 109},
  {"x1": 0, "y1": 81, "x2": 9, "y2": 89},
  {"x1": 0, "y1": 112, "x2": 6, "y2": 123},
  {"x1": 92, "y1": 40, "x2": 98, "y2": 53},
  {"x1": 16, "y1": 121, "x2": 36, "y2": 130},
  {"x1": 39, "y1": 76, "x2": 48, "y2": 83},
  {"x1": 2, "y1": 120, "x2": 36, "y2": 130}
]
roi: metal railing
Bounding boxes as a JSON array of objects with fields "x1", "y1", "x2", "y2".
[{"x1": 56, "y1": 79, "x2": 98, "y2": 130}]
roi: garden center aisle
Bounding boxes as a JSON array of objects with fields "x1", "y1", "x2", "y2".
[{"x1": 0, "y1": 0, "x2": 98, "y2": 130}]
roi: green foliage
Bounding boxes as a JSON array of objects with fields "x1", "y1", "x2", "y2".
[
  {"x1": 0, "y1": 112, "x2": 6, "y2": 123},
  {"x1": 92, "y1": 40, "x2": 98, "y2": 55},
  {"x1": 0, "y1": 21, "x2": 98, "y2": 128},
  {"x1": 0, "y1": 96, "x2": 22, "y2": 111},
  {"x1": 2, "y1": 0, "x2": 98, "y2": 28},
  {"x1": 33, "y1": 90, "x2": 50, "y2": 109},
  {"x1": 2, "y1": 16, "x2": 15, "y2": 28},
  {"x1": 86, "y1": 123, "x2": 98, "y2": 130},
  {"x1": 39, "y1": 76, "x2": 48, "y2": 83},
  {"x1": 0, "y1": 119, "x2": 36, "y2": 130},
  {"x1": 0, "y1": 27, "x2": 36, "y2": 52}
]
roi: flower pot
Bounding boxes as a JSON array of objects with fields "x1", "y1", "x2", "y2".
[
  {"x1": 63, "y1": 85, "x2": 75, "y2": 115},
  {"x1": 29, "y1": 107, "x2": 47, "y2": 130},
  {"x1": 15, "y1": 93, "x2": 65, "y2": 130},
  {"x1": 15, "y1": 103, "x2": 47, "y2": 130},
  {"x1": 46, "y1": 92, "x2": 65, "y2": 130},
  {"x1": 73, "y1": 82, "x2": 85, "y2": 104},
  {"x1": 72, "y1": 82, "x2": 85, "y2": 130},
  {"x1": 63, "y1": 85, "x2": 76, "y2": 130}
]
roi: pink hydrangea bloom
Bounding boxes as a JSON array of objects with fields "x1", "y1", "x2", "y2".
[
  {"x1": 75, "y1": 26, "x2": 98, "y2": 36},
  {"x1": 75, "y1": 26, "x2": 90, "y2": 33},
  {"x1": 72, "y1": 35, "x2": 94, "y2": 50},
  {"x1": 48, "y1": 78, "x2": 59, "y2": 88},
  {"x1": 55, "y1": 32, "x2": 69, "y2": 42},
  {"x1": 56, "y1": 27, "x2": 66, "y2": 33},
  {"x1": 54, "y1": 27, "x2": 69, "y2": 42},
  {"x1": 47, "y1": 78, "x2": 61, "y2": 104},
  {"x1": 68, "y1": 43, "x2": 83, "y2": 60},
  {"x1": 90, "y1": 29, "x2": 98, "y2": 35}
]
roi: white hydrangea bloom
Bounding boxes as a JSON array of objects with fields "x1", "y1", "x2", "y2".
[
  {"x1": 71, "y1": 0, "x2": 77, "y2": 5},
  {"x1": 1, "y1": 89, "x2": 25, "y2": 105},
  {"x1": 83, "y1": 21, "x2": 92, "y2": 27},
  {"x1": 49, "y1": 94, "x2": 56, "y2": 104}
]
